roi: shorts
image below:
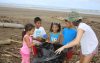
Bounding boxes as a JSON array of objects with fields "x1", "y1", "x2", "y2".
[
  {"x1": 66, "y1": 47, "x2": 73, "y2": 60},
  {"x1": 81, "y1": 46, "x2": 98, "y2": 56},
  {"x1": 32, "y1": 46, "x2": 38, "y2": 56}
]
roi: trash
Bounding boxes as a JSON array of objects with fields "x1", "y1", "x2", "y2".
[{"x1": 32, "y1": 42, "x2": 67, "y2": 63}]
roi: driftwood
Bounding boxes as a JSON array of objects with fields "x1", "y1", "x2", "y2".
[
  {"x1": 0, "y1": 39, "x2": 22, "y2": 45},
  {"x1": 0, "y1": 39, "x2": 11, "y2": 45},
  {"x1": 4, "y1": 50, "x2": 20, "y2": 58},
  {"x1": 11, "y1": 39, "x2": 22, "y2": 44},
  {"x1": 0, "y1": 22, "x2": 24, "y2": 29}
]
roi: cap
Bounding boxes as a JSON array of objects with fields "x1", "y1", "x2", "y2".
[{"x1": 65, "y1": 17, "x2": 76, "y2": 22}]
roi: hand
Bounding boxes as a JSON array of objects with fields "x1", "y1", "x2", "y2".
[
  {"x1": 36, "y1": 37, "x2": 42, "y2": 41},
  {"x1": 55, "y1": 46, "x2": 65, "y2": 54},
  {"x1": 52, "y1": 40, "x2": 58, "y2": 44}
]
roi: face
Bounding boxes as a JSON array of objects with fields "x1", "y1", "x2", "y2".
[
  {"x1": 35, "y1": 21, "x2": 41, "y2": 28},
  {"x1": 29, "y1": 28, "x2": 35, "y2": 35},
  {"x1": 65, "y1": 21, "x2": 72, "y2": 28},
  {"x1": 52, "y1": 25, "x2": 59, "y2": 33}
]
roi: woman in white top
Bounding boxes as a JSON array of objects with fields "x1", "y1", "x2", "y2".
[{"x1": 55, "y1": 17, "x2": 98, "y2": 63}]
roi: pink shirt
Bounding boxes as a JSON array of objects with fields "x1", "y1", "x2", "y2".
[{"x1": 20, "y1": 35, "x2": 32, "y2": 54}]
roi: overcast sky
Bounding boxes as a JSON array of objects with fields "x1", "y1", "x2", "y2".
[{"x1": 0, "y1": 0, "x2": 100, "y2": 10}]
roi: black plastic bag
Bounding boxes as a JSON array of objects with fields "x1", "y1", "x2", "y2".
[{"x1": 32, "y1": 42, "x2": 67, "y2": 63}]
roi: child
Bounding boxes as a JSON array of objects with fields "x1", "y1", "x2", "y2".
[
  {"x1": 20, "y1": 23, "x2": 35, "y2": 63},
  {"x1": 32, "y1": 17, "x2": 47, "y2": 41},
  {"x1": 55, "y1": 17, "x2": 98, "y2": 63},
  {"x1": 32, "y1": 17, "x2": 47, "y2": 56},
  {"x1": 61, "y1": 17, "x2": 77, "y2": 63},
  {"x1": 48, "y1": 22, "x2": 61, "y2": 43}
]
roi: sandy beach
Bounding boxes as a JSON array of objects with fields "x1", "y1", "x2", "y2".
[{"x1": 0, "y1": 6, "x2": 100, "y2": 63}]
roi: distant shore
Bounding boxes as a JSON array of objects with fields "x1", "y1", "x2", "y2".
[{"x1": 0, "y1": 3, "x2": 100, "y2": 15}]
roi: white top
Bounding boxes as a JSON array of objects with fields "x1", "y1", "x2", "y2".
[
  {"x1": 78, "y1": 23, "x2": 98, "y2": 55},
  {"x1": 33, "y1": 27, "x2": 46, "y2": 38}
]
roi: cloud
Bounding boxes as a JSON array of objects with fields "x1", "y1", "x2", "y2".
[{"x1": 0, "y1": 0, "x2": 100, "y2": 10}]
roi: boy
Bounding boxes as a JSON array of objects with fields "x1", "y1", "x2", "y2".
[
  {"x1": 32, "y1": 17, "x2": 47, "y2": 56},
  {"x1": 61, "y1": 17, "x2": 77, "y2": 63},
  {"x1": 32, "y1": 17, "x2": 47, "y2": 41}
]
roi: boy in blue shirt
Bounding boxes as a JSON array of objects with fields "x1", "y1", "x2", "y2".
[{"x1": 62, "y1": 17, "x2": 77, "y2": 63}]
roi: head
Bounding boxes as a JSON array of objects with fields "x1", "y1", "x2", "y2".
[
  {"x1": 50, "y1": 22, "x2": 61, "y2": 33},
  {"x1": 72, "y1": 17, "x2": 82, "y2": 26},
  {"x1": 34, "y1": 17, "x2": 42, "y2": 28},
  {"x1": 25, "y1": 23, "x2": 35, "y2": 35},
  {"x1": 64, "y1": 19, "x2": 74, "y2": 28}
]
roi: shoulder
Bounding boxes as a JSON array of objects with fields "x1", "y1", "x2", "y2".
[
  {"x1": 78, "y1": 23, "x2": 88, "y2": 31},
  {"x1": 39, "y1": 27, "x2": 45, "y2": 30},
  {"x1": 71, "y1": 28, "x2": 77, "y2": 32},
  {"x1": 40, "y1": 27, "x2": 44, "y2": 29},
  {"x1": 62, "y1": 27, "x2": 68, "y2": 31},
  {"x1": 23, "y1": 35, "x2": 30, "y2": 40},
  {"x1": 59, "y1": 32, "x2": 63, "y2": 36},
  {"x1": 79, "y1": 23, "x2": 87, "y2": 27},
  {"x1": 50, "y1": 32, "x2": 53, "y2": 35}
]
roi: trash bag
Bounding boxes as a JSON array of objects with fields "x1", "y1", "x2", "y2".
[{"x1": 32, "y1": 42, "x2": 67, "y2": 63}]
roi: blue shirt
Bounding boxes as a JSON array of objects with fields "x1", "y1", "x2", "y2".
[
  {"x1": 62, "y1": 28, "x2": 77, "y2": 45},
  {"x1": 50, "y1": 32, "x2": 60, "y2": 42}
]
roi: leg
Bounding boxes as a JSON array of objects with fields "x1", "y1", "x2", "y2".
[
  {"x1": 65, "y1": 49, "x2": 73, "y2": 63},
  {"x1": 80, "y1": 54, "x2": 84, "y2": 63},
  {"x1": 24, "y1": 54, "x2": 30, "y2": 63},
  {"x1": 81, "y1": 54, "x2": 94, "y2": 63},
  {"x1": 25, "y1": 57, "x2": 30, "y2": 63},
  {"x1": 21, "y1": 52, "x2": 30, "y2": 63},
  {"x1": 21, "y1": 53, "x2": 26, "y2": 63}
]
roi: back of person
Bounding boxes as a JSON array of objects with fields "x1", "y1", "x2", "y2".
[
  {"x1": 21, "y1": 35, "x2": 32, "y2": 54},
  {"x1": 78, "y1": 23, "x2": 98, "y2": 54}
]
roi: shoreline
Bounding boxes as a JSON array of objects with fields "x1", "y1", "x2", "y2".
[{"x1": 0, "y1": 4, "x2": 100, "y2": 16}]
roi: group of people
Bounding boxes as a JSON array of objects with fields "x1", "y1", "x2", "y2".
[{"x1": 20, "y1": 16, "x2": 98, "y2": 63}]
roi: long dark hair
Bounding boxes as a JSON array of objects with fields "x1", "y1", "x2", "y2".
[
  {"x1": 50, "y1": 22, "x2": 61, "y2": 32},
  {"x1": 22, "y1": 23, "x2": 35, "y2": 40}
]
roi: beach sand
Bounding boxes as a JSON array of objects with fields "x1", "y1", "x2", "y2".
[{"x1": 0, "y1": 7, "x2": 100, "y2": 63}]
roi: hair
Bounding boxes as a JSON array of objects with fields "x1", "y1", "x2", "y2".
[
  {"x1": 64, "y1": 19, "x2": 74, "y2": 28},
  {"x1": 72, "y1": 19, "x2": 82, "y2": 26},
  {"x1": 50, "y1": 22, "x2": 61, "y2": 32},
  {"x1": 64, "y1": 19, "x2": 69, "y2": 22},
  {"x1": 22, "y1": 23, "x2": 35, "y2": 40},
  {"x1": 34, "y1": 17, "x2": 42, "y2": 23}
]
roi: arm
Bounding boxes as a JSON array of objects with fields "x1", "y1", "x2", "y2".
[
  {"x1": 55, "y1": 29, "x2": 84, "y2": 54},
  {"x1": 24, "y1": 36, "x2": 34, "y2": 48},
  {"x1": 57, "y1": 33, "x2": 63, "y2": 44},
  {"x1": 47, "y1": 33, "x2": 51, "y2": 43},
  {"x1": 42, "y1": 27, "x2": 46, "y2": 35}
]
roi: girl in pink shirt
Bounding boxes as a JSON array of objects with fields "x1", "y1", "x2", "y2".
[{"x1": 20, "y1": 24, "x2": 35, "y2": 63}]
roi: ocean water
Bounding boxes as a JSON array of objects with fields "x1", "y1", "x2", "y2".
[{"x1": 0, "y1": 3, "x2": 100, "y2": 15}]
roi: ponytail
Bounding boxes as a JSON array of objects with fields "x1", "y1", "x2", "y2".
[
  {"x1": 50, "y1": 22, "x2": 53, "y2": 32},
  {"x1": 22, "y1": 30, "x2": 26, "y2": 40},
  {"x1": 58, "y1": 23, "x2": 61, "y2": 32}
]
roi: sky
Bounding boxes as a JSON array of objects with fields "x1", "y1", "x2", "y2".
[{"x1": 0, "y1": 0, "x2": 100, "y2": 10}]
